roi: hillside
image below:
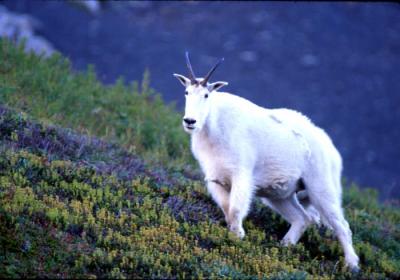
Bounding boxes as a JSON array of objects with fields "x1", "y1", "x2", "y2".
[{"x1": 1, "y1": 40, "x2": 400, "y2": 279}]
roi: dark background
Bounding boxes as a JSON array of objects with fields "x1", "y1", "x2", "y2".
[{"x1": 3, "y1": 1, "x2": 400, "y2": 200}]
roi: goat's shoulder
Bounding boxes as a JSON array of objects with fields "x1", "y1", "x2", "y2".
[
  {"x1": 211, "y1": 92, "x2": 268, "y2": 124},
  {"x1": 212, "y1": 92, "x2": 262, "y2": 110}
]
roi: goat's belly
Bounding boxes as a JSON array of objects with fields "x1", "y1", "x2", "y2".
[
  {"x1": 252, "y1": 157, "x2": 303, "y2": 199},
  {"x1": 255, "y1": 177, "x2": 299, "y2": 200}
]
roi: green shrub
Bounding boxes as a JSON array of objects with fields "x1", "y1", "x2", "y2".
[
  {"x1": 0, "y1": 39, "x2": 190, "y2": 165},
  {"x1": 1, "y1": 39, "x2": 400, "y2": 279}
]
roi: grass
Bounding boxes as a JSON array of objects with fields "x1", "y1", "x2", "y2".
[
  {"x1": 0, "y1": 39, "x2": 191, "y2": 166},
  {"x1": 0, "y1": 39, "x2": 400, "y2": 279}
]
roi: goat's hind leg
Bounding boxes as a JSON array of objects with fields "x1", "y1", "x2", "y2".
[
  {"x1": 261, "y1": 193, "x2": 312, "y2": 245},
  {"x1": 304, "y1": 175, "x2": 359, "y2": 270}
]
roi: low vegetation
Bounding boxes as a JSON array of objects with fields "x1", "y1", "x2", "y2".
[
  {"x1": 1, "y1": 39, "x2": 399, "y2": 279},
  {"x1": 0, "y1": 39, "x2": 190, "y2": 165}
]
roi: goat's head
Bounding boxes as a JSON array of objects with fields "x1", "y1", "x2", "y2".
[{"x1": 173, "y1": 52, "x2": 228, "y2": 134}]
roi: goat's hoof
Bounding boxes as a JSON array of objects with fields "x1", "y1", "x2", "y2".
[
  {"x1": 348, "y1": 264, "x2": 361, "y2": 275},
  {"x1": 229, "y1": 225, "x2": 245, "y2": 239},
  {"x1": 350, "y1": 266, "x2": 361, "y2": 274},
  {"x1": 280, "y1": 239, "x2": 290, "y2": 246},
  {"x1": 281, "y1": 237, "x2": 296, "y2": 246},
  {"x1": 346, "y1": 255, "x2": 360, "y2": 273}
]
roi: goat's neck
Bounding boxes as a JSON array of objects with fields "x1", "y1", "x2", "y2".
[
  {"x1": 192, "y1": 103, "x2": 222, "y2": 147},
  {"x1": 192, "y1": 116, "x2": 212, "y2": 144}
]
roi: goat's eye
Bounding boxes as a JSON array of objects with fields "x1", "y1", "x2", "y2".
[
  {"x1": 205, "y1": 94, "x2": 209, "y2": 98},
  {"x1": 185, "y1": 91, "x2": 188, "y2": 96}
]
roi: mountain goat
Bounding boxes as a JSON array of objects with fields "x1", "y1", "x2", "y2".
[{"x1": 173, "y1": 52, "x2": 359, "y2": 270}]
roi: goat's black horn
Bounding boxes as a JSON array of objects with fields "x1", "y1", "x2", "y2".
[
  {"x1": 201, "y1": 57, "x2": 224, "y2": 86},
  {"x1": 185, "y1": 51, "x2": 197, "y2": 84}
]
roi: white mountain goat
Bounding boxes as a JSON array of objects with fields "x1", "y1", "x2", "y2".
[{"x1": 173, "y1": 52, "x2": 360, "y2": 270}]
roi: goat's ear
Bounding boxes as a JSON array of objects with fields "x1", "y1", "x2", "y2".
[
  {"x1": 173, "y1": 73, "x2": 191, "y2": 87},
  {"x1": 207, "y1": 81, "x2": 228, "y2": 92}
]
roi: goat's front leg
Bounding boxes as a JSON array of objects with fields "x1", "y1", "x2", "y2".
[
  {"x1": 206, "y1": 180, "x2": 230, "y2": 224},
  {"x1": 228, "y1": 173, "x2": 253, "y2": 238}
]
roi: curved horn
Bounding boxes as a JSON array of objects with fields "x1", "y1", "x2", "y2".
[
  {"x1": 201, "y1": 57, "x2": 224, "y2": 86},
  {"x1": 185, "y1": 51, "x2": 197, "y2": 84}
]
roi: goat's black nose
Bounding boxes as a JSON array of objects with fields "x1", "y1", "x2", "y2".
[{"x1": 183, "y1": 118, "x2": 196, "y2": 125}]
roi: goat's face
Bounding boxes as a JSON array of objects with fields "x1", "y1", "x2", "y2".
[{"x1": 173, "y1": 74, "x2": 228, "y2": 134}]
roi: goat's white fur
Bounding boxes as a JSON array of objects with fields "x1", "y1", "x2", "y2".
[{"x1": 174, "y1": 73, "x2": 359, "y2": 270}]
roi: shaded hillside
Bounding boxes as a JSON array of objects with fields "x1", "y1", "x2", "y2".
[
  {"x1": 3, "y1": 1, "x2": 400, "y2": 199},
  {"x1": 0, "y1": 39, "x2": 190, "y2": 166},
  {"x1": 0, "y1": 40, "x2": 400, "y2": 279}
]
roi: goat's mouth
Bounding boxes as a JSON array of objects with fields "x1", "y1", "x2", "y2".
[{"x1": 183, "y1": 123, "x2": 196, "y2": 132}]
